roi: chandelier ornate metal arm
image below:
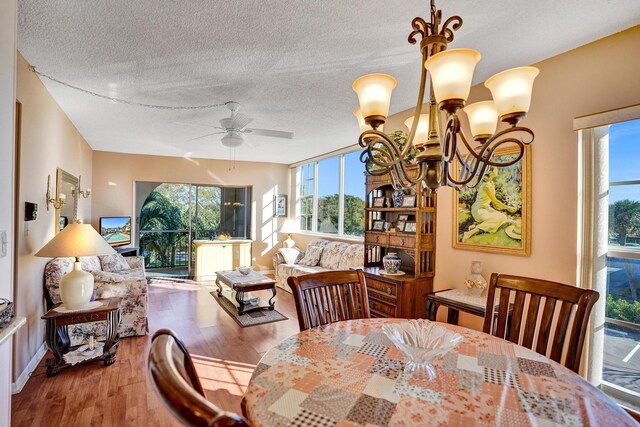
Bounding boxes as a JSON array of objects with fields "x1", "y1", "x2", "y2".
[{"x1": 353, "y1": 0, "x2": 539, "y2": 192}]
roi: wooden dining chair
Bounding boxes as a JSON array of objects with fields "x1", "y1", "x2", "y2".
[
  {"x1": 148, "y1": 329, "x2": 251, "y2": 427},
  {"x1": 288, "y1": 269, "x2": 370, "y2": 332},
  {"x1": 483, "y1": 273, "x2": 599, "y2": 373}
]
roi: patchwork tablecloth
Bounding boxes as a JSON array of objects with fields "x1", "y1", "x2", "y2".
[{"x1": 244, "y1": 319, "x2": 635, "y2": 426}]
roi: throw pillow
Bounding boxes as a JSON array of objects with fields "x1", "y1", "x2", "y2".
[
  {"x1": 298, "y1": 246, "x2": 323, "y2": 267},
  {"x1": 100, "y1": 253, "x2": 130, "y2": 272},
  {"x1": 279, "y1": 248, "x2": 300, "y2": 265}
]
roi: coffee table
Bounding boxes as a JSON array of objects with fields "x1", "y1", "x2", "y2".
[{"x1": 216, "y1": 270, "x2": 277, "y2": 315}]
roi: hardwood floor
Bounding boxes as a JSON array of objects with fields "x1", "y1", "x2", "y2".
[{"x1": 11, "y1": 278, "x2": 300, "y2": 426}]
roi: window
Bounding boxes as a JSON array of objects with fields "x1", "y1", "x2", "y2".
[
  {"x1": 295, "y1": 149, "x2": 365, "y2": 238},
  {"x1": 603, "y1": 119, "x2": 640, "y2": 402},
  {"x1": 299, "y1": 163, "x2": 314, "y2": 231}
]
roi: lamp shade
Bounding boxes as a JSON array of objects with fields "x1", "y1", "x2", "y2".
[
  {"x1": 279, "y1": 219, "x2": 299, "y2": 234},
  {"x1": 424, "y1": 48, "x2": 481, "y2": 104},
  {"x1": 404, "y1": 114, "x2": 430, "y2": 145},
  {"x1": 484, "y1": 66, "x2": 539, "y2": 118},
  {"x1": 463, "y1": 101, "x2": 499, "y2": 139},
  {"x1": 35, "y1": 223, "x2": 116, "y2": 258},
  {"x1": 352, "y1": 73, "x2": 397, "y2": 121}
]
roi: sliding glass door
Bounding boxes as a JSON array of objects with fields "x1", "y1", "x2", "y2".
[{"x1": 137, "y1": 182, "x2": 250, "y2": 277}]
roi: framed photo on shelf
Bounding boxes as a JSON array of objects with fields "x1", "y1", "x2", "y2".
[
  {"x1": 452, "y1": 145, "x2": 531, "y2": 256},
  {"x1": 401, "y1": 195, "x2": 416, "y2": 207},
  {"x1": 274, "y1": 194, "x2": 287, "y2": 217},
  {"x1": 404, "y1": 221, "x2": 417, "y2": 233},
  {"x1": 396, "y1": 220, "x2": 406, "y2": 232},
  {"x1": 383, "y1": 222, "x2": 391, "y2": 231},
  {"x1": 372, "y1": 197, "x2": 386, "y2": 208},
  {"x1": 371, "y1": 220, "x2": 385, "y2": 231},
  {"x1": 398, "y1": 214, "x2": 409, "y2": 221}
]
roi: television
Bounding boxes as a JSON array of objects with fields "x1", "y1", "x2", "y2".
[{"x1": 99, "y1": 216, "x2": 132, "y2": 247}]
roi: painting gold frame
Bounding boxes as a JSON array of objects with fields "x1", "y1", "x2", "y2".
[{"x1": 452, "y1": 146, "x2": 531, "y2": 256}]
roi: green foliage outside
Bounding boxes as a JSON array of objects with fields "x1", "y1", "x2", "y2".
[
  {"x1": 609, "y1": 199, "x2": 640, "y2": 246},
  {"x1": 606, "y1": 294, "x2": 640, "y2": 324},
  {"x1": 316, "y1": 194, "x2": 365, "y2": 236}
]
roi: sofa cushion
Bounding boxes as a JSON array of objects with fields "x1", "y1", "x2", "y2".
[
  {"x1": 318, "y1": 241, "x2": 350, "y2": 269},
  {"x1": 338, "y1": 244, "x2": 365, "y2": 270},
  {"x1": 299, "y1": 246, "x2": 324, "y2": 267},
  {"x1": 279, "y1": 247, "x2": 301, "y2": 265},
  {"x1": 80, "y1": 256, "x2": 102, "y2": 272},
  {"x1": 307, "y1": 239, "x2": 330, "y2": 249},
  {"x1": 100, "y1": 253, "x2": 130, "y2": 272}
]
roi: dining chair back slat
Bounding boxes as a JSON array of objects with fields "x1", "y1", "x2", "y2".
[
  {"x1": 483, "y1": 273, "x2": 599, "y2": 373},
  {"x1": 288, "y1": 270, "x2": 370, "y2": 332},
  {"x1": 507, "y1": 291, "x2": 527, "y2": 343}
]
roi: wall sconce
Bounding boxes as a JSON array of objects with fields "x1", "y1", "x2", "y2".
[
  {"x1": 46, "y1": 174, "x2": 66, "y2": 211},
  {"x1": 74, "y1": 175, "x2": 91, "y2": 199}
]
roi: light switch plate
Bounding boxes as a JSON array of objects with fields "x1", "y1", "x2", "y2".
[{"x1": 0, "y1": 230, "x2": 6, "y2": 258}]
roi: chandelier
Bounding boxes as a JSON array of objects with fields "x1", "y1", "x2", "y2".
[{"x1": 353, "y1": 0, "x2": 538, "y2": 191}]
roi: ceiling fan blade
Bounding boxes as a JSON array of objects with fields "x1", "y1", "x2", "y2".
[
  {"x1": 246, "y1": 128, "x2": 294, "y2": 139},
  {"x1": 229, "y1": 113, "x2": 253, "y2": 130},
  {"x1": 187, "y1": 131, "x2": 226, "y2": 142}
]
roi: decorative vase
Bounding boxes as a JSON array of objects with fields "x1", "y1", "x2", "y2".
[
  {"x1": 464, "y1": 261, "x2": 487, "y2": 297},
  {"x1": 383, "y1": 252, "x2": 402, "y2": 274},
  {"x1": 392, "y1": 190, "x2": 405, "y2": 208}
]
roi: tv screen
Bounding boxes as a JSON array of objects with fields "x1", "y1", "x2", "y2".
[{"x1": 100, "y1": 216, "x2": 132, "y2": 247}]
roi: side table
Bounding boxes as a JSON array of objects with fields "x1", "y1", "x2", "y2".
[
  {"x1": 41, "y1": 297, "x2": 122, "y2": 376},
  {"x1": 424, "y1": 289, "x2": 512, "y2": 327}
]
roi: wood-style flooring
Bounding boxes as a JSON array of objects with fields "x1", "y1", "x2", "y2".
[{"x1": 11, "y1": 278, "x2": 300, "y2": 426}]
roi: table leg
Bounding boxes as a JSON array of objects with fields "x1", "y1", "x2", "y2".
[
  {"x1": 45, "y1": 320, "x2": 69, "y2": 377},
  {"x1": 447, "y1": 308, "x2": 459, "y2": 325},
  {"x1": 268, "y1": 286, "x2": 277, "y2": 310},
  {"x1": 216, "y1": 278, "x2": 223, "y2": 297},
  {"x1": 426, "y1": 300, "x2": 439, "y2": 321},
  {"x1": 235, "y1": 290, "x2": 246, "y2": 314},
  {"x1": 103, "y1": 310, "x2": 121, "y2": 366}
]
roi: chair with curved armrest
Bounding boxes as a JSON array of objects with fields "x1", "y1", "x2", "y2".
[
  {"x1": 288, "y1": 269, "x2": 370, "y2": 332},
  {"x1": 483, "y1": 273, "x2": 599, "y2": 373},
  {"x1": 148, "y1": 328, "x2": 251, "y2": 427}
]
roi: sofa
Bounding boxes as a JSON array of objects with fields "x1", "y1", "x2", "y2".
[
  {"x1": 273, "y1": 238, "x2": 364, "y2": 292},
  {"x1": 44, "y1": 254, "x2": 148, "y2": 345}
]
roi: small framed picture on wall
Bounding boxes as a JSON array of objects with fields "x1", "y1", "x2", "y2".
[{"x1": 274, "y1": 195, "x2": 287, "y2": 217}]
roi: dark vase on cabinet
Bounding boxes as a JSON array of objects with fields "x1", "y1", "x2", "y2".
[{"x1": 363, "y1": 166, "x2": 436, "y2": 319}]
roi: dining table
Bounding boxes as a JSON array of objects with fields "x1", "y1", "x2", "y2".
[{"x1": 243, "y1": 318, "x2": 637, "y2": 426}]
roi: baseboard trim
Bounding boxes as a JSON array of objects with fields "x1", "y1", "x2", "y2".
[{"x1": 12, "y1": 343, "x2": 46, "y2": 394}]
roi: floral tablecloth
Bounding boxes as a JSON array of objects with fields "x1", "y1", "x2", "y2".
[{"x1": 244, "y1": 319, "x2": 635, "y2": 427}]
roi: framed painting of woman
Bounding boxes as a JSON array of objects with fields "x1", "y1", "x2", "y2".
[{"x1": 452, "y1": 146, "x2": 531, "y2": 256}]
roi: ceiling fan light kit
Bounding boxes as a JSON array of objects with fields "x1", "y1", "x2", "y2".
[{"x1": 353, "y1": 0, "x2": 538, "y2": 191}]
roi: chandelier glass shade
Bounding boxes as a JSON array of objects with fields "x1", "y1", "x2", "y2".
[{"x1": 353, "y1": 0, "x2": 538, "y2": 191}]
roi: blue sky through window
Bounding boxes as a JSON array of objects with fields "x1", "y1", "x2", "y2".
[{"x1": 609, "y1": 119, "x2": 640, "y2": 203}]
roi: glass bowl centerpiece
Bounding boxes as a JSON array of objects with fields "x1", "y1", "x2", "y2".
[{"x1": 382, "y1": 319, "x2": 463, "y2": 380}]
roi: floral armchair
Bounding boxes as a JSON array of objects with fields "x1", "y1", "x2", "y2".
[{"x1": 44, "y1": 255, "x2": 148, "y2": 345}]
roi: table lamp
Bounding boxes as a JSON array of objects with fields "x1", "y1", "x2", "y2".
[
  {"x1": 279, "y1": 219, "x2": 298, "y2": 248},
  {"x1": 35, "y1": 223, "x2": 115, "y2": 309}
]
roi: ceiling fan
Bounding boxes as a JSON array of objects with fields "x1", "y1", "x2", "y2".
[{"x1": 188, "y1": 101, "x2": 294, "y2": 147}]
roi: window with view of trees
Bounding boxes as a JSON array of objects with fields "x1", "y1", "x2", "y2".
[{"x1": 296, "y1": 149, "x2": 365, "y2": 237}]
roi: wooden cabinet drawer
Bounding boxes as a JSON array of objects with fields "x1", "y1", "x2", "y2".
[
  {"x1": 389, "y1": 234, "x2": 415, "y2": 248},
  {"x1": 368, "y1": 293, "x2": 398, "y2": 318},
  {"x1": 365, "y1": 232, "x2": 388, "y2": 246},
  {"x1": 365, "y1": 278, "x2": 397, "y2": 297}
]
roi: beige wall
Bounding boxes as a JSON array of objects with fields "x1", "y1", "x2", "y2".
[
  {"x1": 13, "y1": 52, "x2": 93, "y2": 380},
  {"x1": 91, "y1": 151, "x2": 290, "y2": 270},
  {"x1": 0, "y1": 0, "x2": 17, "y2": 421},
  {"x1": 385, "y1": 26, "x2": 640, "y2": 329}
]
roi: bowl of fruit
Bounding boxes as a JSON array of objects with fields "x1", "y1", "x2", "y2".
[{"x1": 216, "y1": 232, "x2": 231, "y2": 240}]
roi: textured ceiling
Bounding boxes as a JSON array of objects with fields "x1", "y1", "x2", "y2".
[{"x1": 18, "y1": 0, "x2": 640, "y2": 164}]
